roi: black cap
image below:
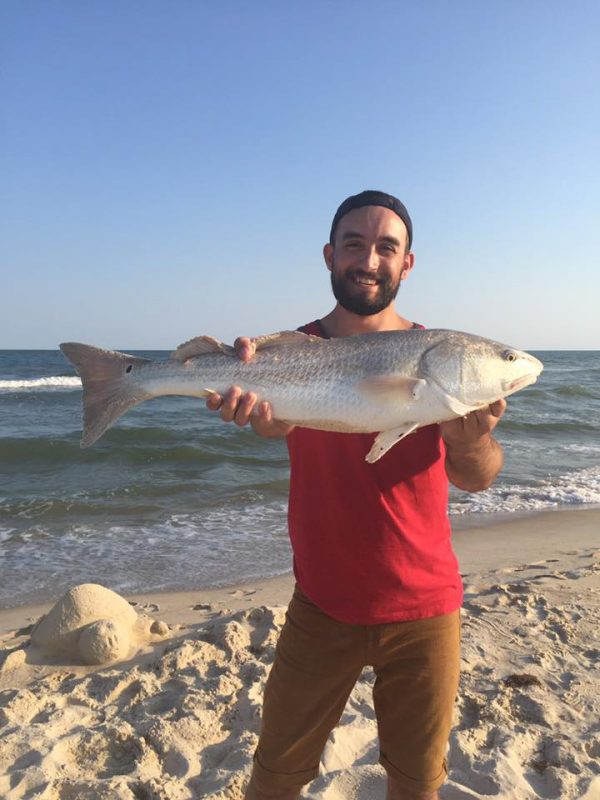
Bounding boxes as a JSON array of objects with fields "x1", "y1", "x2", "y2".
[{"x1": 329, "y1": 190, "x2": 413, "y2": 248}]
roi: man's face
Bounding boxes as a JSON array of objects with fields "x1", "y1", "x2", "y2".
[{"x1": 323, "y1": 206, "x2": 414, "y2": 316}]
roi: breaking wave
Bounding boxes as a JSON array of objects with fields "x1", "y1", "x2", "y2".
[
  {"x1": 449, "y1": 466, "x2": 600, "y2": 516},
  {"x1": 0, "y1": 376, "x2": 81, "y2": 392}
]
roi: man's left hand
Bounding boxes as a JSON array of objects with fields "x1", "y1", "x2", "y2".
[
  {"x1": 440, "y1": 399, "x2": 507, "y2": 492},
  {"x1": 439, "y1": 399, "x2": 507, "y2": 446}
]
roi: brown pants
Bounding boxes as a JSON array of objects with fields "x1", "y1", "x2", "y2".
[{"x1": 252, "y1": 587, "x2": 460, "y2": 794}]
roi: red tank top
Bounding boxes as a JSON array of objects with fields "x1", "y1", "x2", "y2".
[{"x1": 285, "y1": 320, "x2": 463, "y2": 624}]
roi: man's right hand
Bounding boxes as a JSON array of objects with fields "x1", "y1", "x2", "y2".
[{"x1": 205, "y1": 337, "x2": 294, "y2": 438}]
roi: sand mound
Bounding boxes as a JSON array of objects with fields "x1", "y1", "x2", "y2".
[{"x1": 29, "y1": 583, "x2": 169, "y2": 665}]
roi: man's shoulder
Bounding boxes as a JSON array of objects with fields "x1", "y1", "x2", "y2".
[{"x1": 298, "y1": 320, "x2": 327, "y2": 338}]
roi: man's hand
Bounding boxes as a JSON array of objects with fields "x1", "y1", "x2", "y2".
[
  {"x1": 439, "y1": 399, "x2": 506, "y2": 445},
  {"x1": 440, "y1": 399, "x2": 506, "y2": 492},
  {"x1": 205, "y1": 337, "x2": 294, "y2": 439}
]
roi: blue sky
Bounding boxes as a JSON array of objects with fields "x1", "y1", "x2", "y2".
[{"x1": 2, "y1": 1, "x2": 599, "y2": 350}]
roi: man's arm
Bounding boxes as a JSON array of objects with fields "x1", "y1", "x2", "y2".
[
  {"x1": 205, "y1": 337, "x2": 294, "y2": 438},
  {"x1": 440, "y1": 400, "x2": 506, "y2": 492}
]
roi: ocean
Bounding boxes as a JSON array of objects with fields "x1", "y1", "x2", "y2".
[{"x1": 1, "y1": 348, "x2": 599, "y2": 608}]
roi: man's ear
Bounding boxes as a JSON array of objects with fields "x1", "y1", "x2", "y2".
[
  {"x1": 323, "y1": 243, "x2": 334, "y2": 271},
  {"x1": 401, "y1": 252, "x2": 415, "y2": 279}
]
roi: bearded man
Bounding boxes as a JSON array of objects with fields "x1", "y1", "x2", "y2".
[{"x1": 207, "y1": 190, "x2": 505, "y2": 800}]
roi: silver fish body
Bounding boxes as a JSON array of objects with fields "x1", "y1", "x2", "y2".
[{"x1": 60, "y1": 328, "x2": 543, "y2": 462}]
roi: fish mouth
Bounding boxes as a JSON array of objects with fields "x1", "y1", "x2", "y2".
[{"x1": 503, "y1": 373, "x2": 539, "y2": 393}]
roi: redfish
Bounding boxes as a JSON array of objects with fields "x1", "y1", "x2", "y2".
[{"x1": 60, "y1": 329, "x2": 543, "y2": 462}]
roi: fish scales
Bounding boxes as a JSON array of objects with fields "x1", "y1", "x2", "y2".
[
  {"x1": 60, "y1": 329, "x2": 543, "y2": 462},
  {"x1": 136, "y1": 333, "x2": 424, "y2": 430}
]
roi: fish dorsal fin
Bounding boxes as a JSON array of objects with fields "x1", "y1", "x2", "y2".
[
  {"x1": 253, "y1": 330, "x2": 321, "y2": 350},
  {"x1": 357, "y1": 375, "x2": 427, "y2": 404},
  {"x1": 171, "y1": 336, "x2": 235, "y2": 362},
  {"x1": 365, "y1": 423, "x2": 419, "y2": 463}
]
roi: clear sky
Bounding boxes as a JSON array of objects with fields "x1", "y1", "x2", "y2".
[{"x1": 2, "y1": 1, "x2": 599, "y2": 350}]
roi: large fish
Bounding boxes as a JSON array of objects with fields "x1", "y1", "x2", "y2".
[{"x1": 60, "y1": 329, "x2": 543, "y2": 463}]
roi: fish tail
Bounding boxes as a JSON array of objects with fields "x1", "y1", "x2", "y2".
[{"x1": 60, "y1": 343, "x2": 151, "y2": 447}]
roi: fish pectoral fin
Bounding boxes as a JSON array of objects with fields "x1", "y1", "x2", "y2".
[
  {"x1": 443, "y1": 395, "x2": 478, "y2": 417},
  {"x1": 365, "y1": 423, "x2": 419, "y2": 463},
  {"x1": 171, "y1": 336, "x2": 235, "y2": 361},
  {"x1": 253, "y1": 330, "x2": 322, "y2": 350},
  {"x1": 357, "y1": 376, "x2": 427, "y2": 404}
]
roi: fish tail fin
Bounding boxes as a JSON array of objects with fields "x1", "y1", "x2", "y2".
[{"x1": 60, "y1": 343, "x2": 151, "y2": 447}]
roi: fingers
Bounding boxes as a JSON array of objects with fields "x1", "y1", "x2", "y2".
[
  {"x1": 213, "y1": 386, "x2": 258, "y2": 426},
  {"x1": 489, "y1": 398, "x2": 507, "y2": 418},
  {"x1": 250, "y1": 401, "x2": 273, "y2": 434},
  {"x1": 206, "y1": 392, "x2": 222, "y2": 411},
  {"x1": 205, "y1": 338, "x2": 262, "y2": 424},
  {"x1": 255, "y1": 400, "x2": 272, "y2": 424},
  {"x1": 469, "y1": 399, "x2": 506, "y2": 434},
  {"x1": 205, "y1": 337, "x2": 256, "y2": 420},
  {"x1": 205, "y1": 389, "x2": 291, "y2": 437},
  {"x1": 442, "y1": 399, "x2": 507, "y2": 445},
  {"x1": 251, "y1": 401, "x2": 295, "y2": 438},
  {"x1": 233, "y1": 337, "x2": 256, "y2": 362}
]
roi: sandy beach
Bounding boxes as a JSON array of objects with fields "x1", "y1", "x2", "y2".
[{"x1": 1, "y1": 507, "x2": 599, "y2": 800}]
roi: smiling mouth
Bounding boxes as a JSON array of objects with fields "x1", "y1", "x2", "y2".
[{"x1": 351, "y1": 273, "x2": 380, "y2": 287}]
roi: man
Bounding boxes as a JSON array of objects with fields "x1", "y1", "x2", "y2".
[{"x1": 207, "y1": 190, "x2": 506, "y2": 800}]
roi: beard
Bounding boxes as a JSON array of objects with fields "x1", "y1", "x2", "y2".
[{"x1": 330, "y1": 268, "x2": 401, "y2": 316}]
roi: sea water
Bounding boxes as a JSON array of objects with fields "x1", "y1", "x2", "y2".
[{"x1": 1, "y1": 348, "x2": 599, "y2": 607}]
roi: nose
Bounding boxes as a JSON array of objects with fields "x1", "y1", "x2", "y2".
[{"x1": 362, "y1": 246, "x2": 380, "y2": 272}]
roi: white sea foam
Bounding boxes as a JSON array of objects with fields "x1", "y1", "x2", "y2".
[
  {"x1": 0, "y1": 526, "x2": 17, "y2": 544},
  {"x1": 0, "y1": 503, "x2": 292, "y2": 605},
  {"x1": 168, "y1": 500, "x2": 289, "y2": 538},
  {"x1": 0, "y1": 376, "x2": 81, "y2": 391},
  {"x1": 450, "y1": 466, "x2": 600, "y2": 515}
]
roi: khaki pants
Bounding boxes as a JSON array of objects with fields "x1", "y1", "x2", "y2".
[{"x1": 252, "y1": 586, "x2": 460, "y2": 794}]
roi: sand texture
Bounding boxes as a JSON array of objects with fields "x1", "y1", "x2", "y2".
[{"x1": 1, "y1": 512, "x2": 600, "y2": 799}]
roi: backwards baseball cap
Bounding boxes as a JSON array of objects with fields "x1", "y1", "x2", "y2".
[{"x1": 329, "y1": 189, "x2": 413, "y2": 248}]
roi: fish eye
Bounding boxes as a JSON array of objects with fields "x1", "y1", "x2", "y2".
[{"x1": 503, "y1": 350, "x2": 517, "y2": 363}]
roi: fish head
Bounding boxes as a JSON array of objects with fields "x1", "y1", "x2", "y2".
[{"x1": 421, "y1": 332, "x2": 544, "y2": 414}]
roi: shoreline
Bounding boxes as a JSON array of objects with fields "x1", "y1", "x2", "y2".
[{"x1": 2, "y1": 505, "x2": 600, "y2": 630}]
